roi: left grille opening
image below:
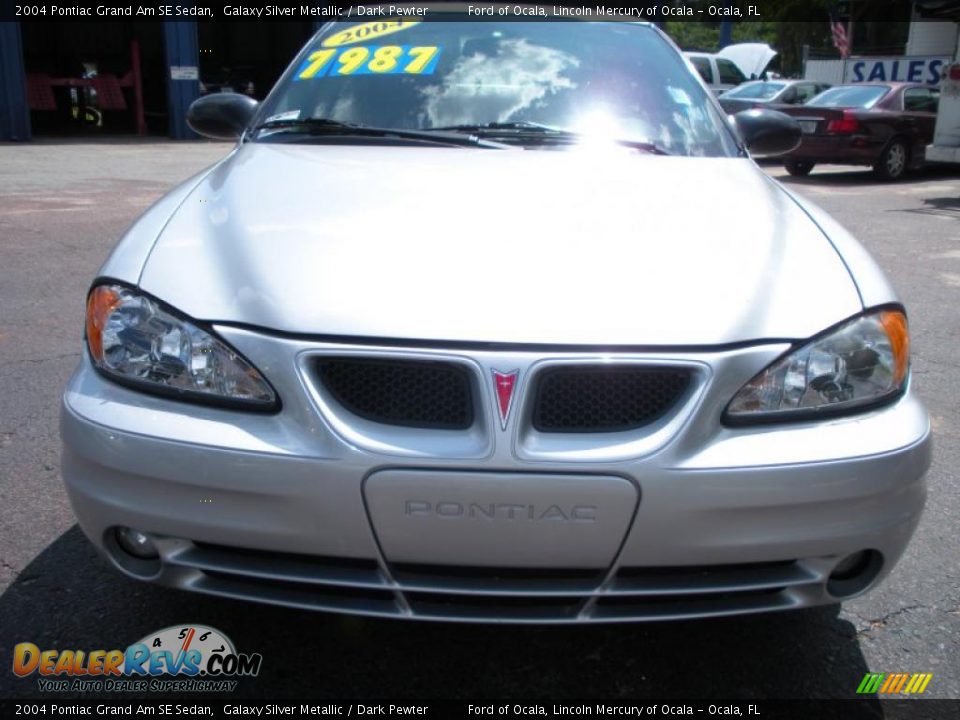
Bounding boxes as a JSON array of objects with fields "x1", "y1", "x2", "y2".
[
  {"x1": 197, "y1": 571, "x2": 400, "y2": 615},
  {"x1": 316, "y1": 357, "x2": 474, "y2": 430}
]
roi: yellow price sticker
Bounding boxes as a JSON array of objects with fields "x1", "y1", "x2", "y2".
[
  {"x1": 295, "y1": 45, "x2": 442, "y2": 79},
  {"x1": 321, "y1": 20, "x2": 421, "y2": 48}
]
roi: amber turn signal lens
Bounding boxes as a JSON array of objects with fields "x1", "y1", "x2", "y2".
[
  {"x1": 85, "y1": 286, "x2": 121, "y2": 361},
  {"x1": 879, "y1": 310, "x2": 910, "y2": 386}
]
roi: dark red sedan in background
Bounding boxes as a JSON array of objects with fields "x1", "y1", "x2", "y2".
[{"x1": 779, "y1": 82, "x2": 939, "y2": 180}]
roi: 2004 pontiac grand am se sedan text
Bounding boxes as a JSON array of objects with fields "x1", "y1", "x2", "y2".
[{"x1": 60, "y1": 10, "x2": 931, "y2": 623}]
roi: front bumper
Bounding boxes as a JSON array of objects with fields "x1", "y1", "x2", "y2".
[
  {"x1": 61, "y1": 330, "x2": 932, "y2": 623},
  {"x1": 926, "y1": 144, "x2": 960, "y2": 164}
]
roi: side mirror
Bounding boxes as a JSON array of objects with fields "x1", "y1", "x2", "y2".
[
  {"x1": 186, "y1": 93, "x2": 259, "y2": 140},
  {"x1": 733, "y1": 108, "x2": 802, "y2": 157}
]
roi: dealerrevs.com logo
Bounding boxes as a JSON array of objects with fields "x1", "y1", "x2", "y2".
[{"x1": 12, "y1": 624, "x2": 262, "y2": 693}]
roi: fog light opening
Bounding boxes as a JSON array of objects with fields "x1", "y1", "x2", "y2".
[
  {"x1": 105, "y1": 526, "x2": 162, "y2": 579},
  {"x1": 827, "y1": 550, "x2": 883, "y2": 599},
  {"x1": 115, "y1": 527, "x2": 158, "y2": 559}
]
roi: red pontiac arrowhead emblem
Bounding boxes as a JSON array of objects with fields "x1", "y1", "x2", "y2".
[{"x1": 492, "y1": 369, "x2": 520, "y2": 430}]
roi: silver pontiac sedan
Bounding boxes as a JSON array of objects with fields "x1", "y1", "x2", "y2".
[{"x1": 61, "y1": 12, "x2": 931, "y2": 623}]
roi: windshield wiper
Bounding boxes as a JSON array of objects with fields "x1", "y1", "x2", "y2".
[
  {"x1": 250, "y1": 118, "x2": 504, "y2": 148},
  {"x1": 431, "y1": 122, "x2": 672, "y2": 155},
  {"x1": 435, "y1": 121, "x2": 565, "y2": 133}
]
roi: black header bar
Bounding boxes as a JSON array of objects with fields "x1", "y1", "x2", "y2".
[
  {"x1": 1, "y1": 699, "x2": 959, "y2": 720},
  {"x1": 1, "y1": 0, "x2": 932, "y2": 23}
]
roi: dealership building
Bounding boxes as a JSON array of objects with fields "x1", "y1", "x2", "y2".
[{"x1": 0, "y1": 18, "x2": 324, "y2": 141}]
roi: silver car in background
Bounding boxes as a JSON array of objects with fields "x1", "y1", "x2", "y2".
[
  {"x1": 61, "y1": 11, "x2": 931, "y2": 623},
  {"x1": 718, "y1": 79, "x2": 833, "y2": 114}
]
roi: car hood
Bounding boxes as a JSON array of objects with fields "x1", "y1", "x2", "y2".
[
  {"x1": 138, "y1": 143, "x2": 862, "y2": 346},
  {"x1": 718, "y1": 43, "x2": 778, "y2": 79}
]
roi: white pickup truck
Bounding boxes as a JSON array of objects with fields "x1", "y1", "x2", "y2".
[
  {"x1": 685, "y1": 52, "x2": 747, "y2": 95},
  {"x1": 684, "y1": 43, "x2": 777, "y2": 96}
]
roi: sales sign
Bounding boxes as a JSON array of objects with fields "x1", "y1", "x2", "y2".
[{"x1": 845, "y1": 56, "x2": 950, "y2": 86}]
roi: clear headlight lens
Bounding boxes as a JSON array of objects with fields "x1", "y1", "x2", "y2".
[
  {"x1": 725, "y1": 309, "x2": 909, "y2": 423},
  {"x1": 85, "y1": 284, "x2": 277, "y2": 410}
]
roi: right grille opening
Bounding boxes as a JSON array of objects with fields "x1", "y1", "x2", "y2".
[
  {"x1": 612, "y1": 560, "x2": 812, "y2": 594},
  {"x1": 392, "y1": 563, "x2": 604, "y2": 593},
  {"x1": 533, "y1": 366, "x2": 691, "y2": 433},
  {"x1": 316, "y1": 357, "x2": 473, "y2": 430},
  {"x1": 591, "y1": 588, "x2": 790, "y2": 620}
]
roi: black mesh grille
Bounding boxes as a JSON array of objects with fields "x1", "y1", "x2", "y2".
[
  {"x1": 532, "y1": 366, "x2": 691, "y2": 433},
  {"x1": 317, "y1": 358, "x2": 473, "y2": 430}
]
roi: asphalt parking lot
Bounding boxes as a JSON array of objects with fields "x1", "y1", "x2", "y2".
[{"x1": 0, "y1": 141, "x2": 958, "y2": 702}]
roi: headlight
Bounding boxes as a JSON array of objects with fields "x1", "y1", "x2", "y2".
[
  {"x1": 85, "y1": 284, "x2": 278, "y2": 410},
  {"x1": 725, "y1": 308, "x2": 909, "y2": 423}
]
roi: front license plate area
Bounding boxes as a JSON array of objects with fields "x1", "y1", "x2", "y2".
[{"x1": 363, "y1": 470, "x2": 639, "y2": 568}]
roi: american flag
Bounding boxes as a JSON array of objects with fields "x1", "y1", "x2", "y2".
[{"x1": 831, "y1": 19, "x2": 850, "y2": 59}]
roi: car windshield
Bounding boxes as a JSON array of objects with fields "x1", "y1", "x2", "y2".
[
  {"x1": 255, "y1": 18, "x2": 739, "y2": 157},
  {"x1": 723, "y1": 81, "x2": 785, "y2": 100},
  {"x1": 807, "y1": 85, "x2": 890, "y2": 109}
]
